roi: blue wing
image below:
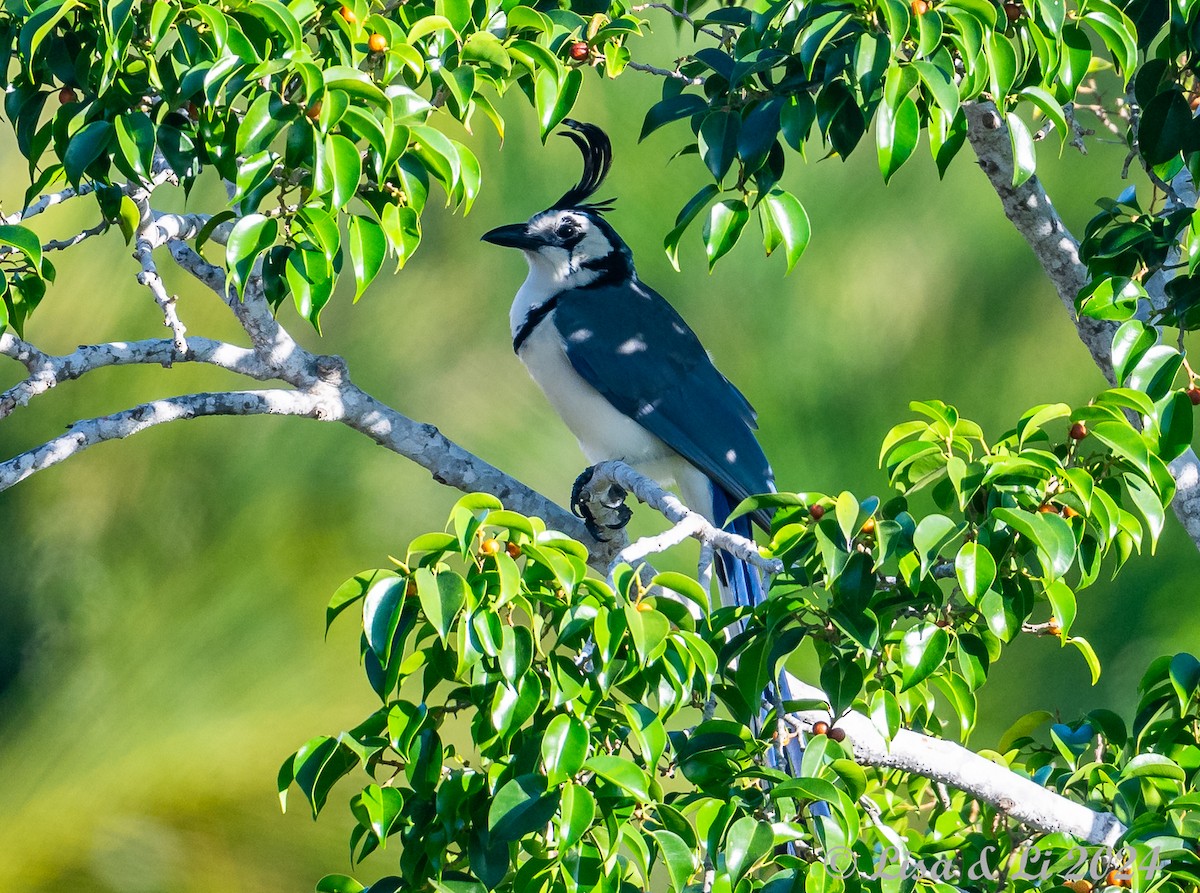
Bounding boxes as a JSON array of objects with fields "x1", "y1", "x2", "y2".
[{"x1": 552, "y1": 278, "x2": 773, "y2": 529}]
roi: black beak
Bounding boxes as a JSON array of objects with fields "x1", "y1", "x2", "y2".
[{"x1": 481, "y1": 223, "x2": 542, "y2": 250}]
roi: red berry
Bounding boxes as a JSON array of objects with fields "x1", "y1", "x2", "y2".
[
  {"x1": 568, "y1": 40, "x2": 589, "y2": 61},
  {"x1": 828, "y1": 727, "x2": 846, "y2": 743},
  {"x1": 1188, "y1": 387, "x2": 1200, "y2": 406},
  {"x1": 809, "y1": 504, "x2": 825, "y2": 521},
  {"x1": 368, "y1": 32, "x2": 387, "y2": 52},
  {"x1": 1038, "y1": 503, "x2": 1059, "y2": 514},
  {"x1": 910, "y1": 0, "x2": 929, "y2": 13},
  {"x1": 305, "y1": 100, "x2": 322, "y2": 120},
  {"x1": 1069, "y1": 421, "x2": 1087, "y2": 440},
  {"x1": 58, "y1": 86, "x2": 77, "y2": 104},
  {"x1": 505, "y1": 541, "x2": 522, "y2": 559},
  {"x1": 339, "y1": 5, "x2": 356, "y2": 22},
  {"x1": 860, "y1": 517, "x2": 876, "y2": 535},
  {"x1": 1003, "y1": 1, "x2": 1022, "y2": 23},
  {"x1": 812, "y1": 721, "x2": 829, "y2": 736}
]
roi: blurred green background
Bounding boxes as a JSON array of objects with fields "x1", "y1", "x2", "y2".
[{"x1": 1, "y1": 31, "x2": 1198, "y2": 890}]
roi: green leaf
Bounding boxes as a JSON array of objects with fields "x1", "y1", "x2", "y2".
[
  {"x1": 900, "y1": 624, "x2": 949, "y2": 691},
  {"x1": 535, "y1": 67, "x2": 581, "y2": 140},
  {"x1": 542, "y1": 714, "x2": 588, "y2": 786},
  {"x1": 226, "y1": 214, "x2": 279, "y2": 299},
  {"x1": 1125, "y1": 474, "x2": 1165, "y2": 551},
  {"x1": 63, "y1": 120, "x2": 114, "y2": 184},
  {"x1": 665, "y1": 184, "x2": 718, "y2": 271},
  {"x1": 820, "y1": 658, "x2": 864, "y2": 717},
  {"x1": 652, "y1": 829, "x2": 696, "y2": 892},
  {"x1": 724, "y1": 816, "x2": 773, "y2": 887},
  {"x1": 913, "y1": 514, "x2": 960, "y2": 576},
  {"x1": 1019, "y1": 87, "x2": 1068, "y2": 144},
  {"x1": 316, "y1": 875, "x2": 365, "y2": 893},
  {"x1": 625, "y1": 604, "x2": 669, "y2": 665},
  {"x1": 489, "y1": 775, "x2": 560, "y2": 842},
  {"x1": 347, "y1": 215, "x2": 386, "y2": 302},
  {"x1": 992, "y1": 507, "x2": 1076, "y2": 580},
  {"x1": 114, "y1": 111, "x2": 156, "y2": 180},
  {"x1": 1069, "y1": 636, "x2": 1102, "y2": 684},
  {"x1": 912, "y1": 59, "x2": 959, "y2": 118},
  {"x1": 869, "y1": 689, "x2": 901, "y2": 740},
  {"x1": 698, "y1": 110, "x2": 740, "y2": 182},
  {"x1": 285, "y1": 247, "x2": 333, "y2": 330},
  {"x1": 415, "y1": 568, "x2": 467, "y2": 643},
  {"x1": 1112, "y1": 320, "x2": 1157, "y2": 385},
  {"x1": 1006, "y1": 112, "x2": 1036, "y2": 187},
  {"x1": 702, "y1": 199, "x2": 749, "y2": 270},
  {"x1": 558, "y1": 783, "x2": 596, "y2": 847},
  {"x1": 1126, "y1": 345, "x2": 1182, "y2": 401},
  {"x1": 322, "y1": 133, "x2": 362, "y2": 209},
  {"x1": 583, "y1": 755, "x2": 654, "y2": 802},
  {"x1": 641, "y1": 93, "x2": 708, "y2": 142},
  {"x1": 1045, "y1": 579, "x2": 1077, "y2": 639},
  {"x1": 954, "y1": 541, "x2": 995, "y2": 603},
  {"x1": 760, "y1": 190, "x2": 811, "y2": 273},
  {"x1": 877, "y1": 93, "x2": 918, "y2": 184},
  {"x1": 0, "y1": 224, "x2": 43, "y2": 273},
  {"x1": 998, "y1": 709, "x2": 1052, "y2": 751}
]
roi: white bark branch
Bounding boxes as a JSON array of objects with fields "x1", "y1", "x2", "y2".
[
  {"x1": 2, "y1": 182, "x2": 97, "y2": 225},
  {"x1": 0, "y1": 390, "x2": 322, "y2": 490},
  {"x1": 965, "y1": 100, "x2": 1200, "y2": 553},
  {"x1": 783, "y1": 676, "x2": 1126, "y2": 846},
  {"x1": 0, "y1": 334, "x2": 269, "y2": 420},
  {"x1": 585, "y1": 459, "x2": 782, "y2": 575}
]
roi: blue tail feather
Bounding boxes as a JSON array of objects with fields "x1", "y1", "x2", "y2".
[{"x1": 709, "y1": 484, "x2": 764, "y2": 610}]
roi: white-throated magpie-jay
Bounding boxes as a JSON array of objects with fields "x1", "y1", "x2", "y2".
[{"x1": 482, "y1": 121, "x2": 774, "y2": 610}]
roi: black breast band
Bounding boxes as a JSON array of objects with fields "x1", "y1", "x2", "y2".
[{"x1": 512, "y1": 295, "x2": 561, "y2": 353}]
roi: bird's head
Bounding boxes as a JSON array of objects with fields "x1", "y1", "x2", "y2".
[{"x1": 482, "y1": 120, "x2": 633, "y2": 289}]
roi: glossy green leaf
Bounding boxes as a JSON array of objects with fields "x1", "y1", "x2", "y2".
[
  {"x1": 541, "y1": 713, "x2": 588, "y2": 786},
  {"x1": 347, "y1": 215, "x2": 386, "y2": 302},
  {"x1": 226, "y1": 214, "x2": 279, "y2": 299},
  {"x1": 955, "y1": 541, "x2": 995, "y2": 603},
  {"x1": 901, "y1": 624, "x2": 949, "y2": 691},
  {"x1": 703, "y1": 199, "x2": 749, "y2": 270},
  {"x1": 415, "y1": 568, "x2": 467, "y2": 643},
  {"x1": 1006, "y1": 113, "x2": 1036, "y2": 187},
  {"x1": 652, "y1": 829, "x2": 696, "y2": 891},
  {"x1": 489, "y1": 775, "x2": 560, "y2": 842},
  {"x1": 877, "y1": 94, "x2": 919, "y2": 184},
  {"x1": 724, "y1": 816, "x2": 773, "y2": 887},
  {"x1": 583, "y1": 755, "x2": 653, "y2": 802},
  {"x1": 698, "y1": 110, "x2": 740, "y2": 182},
  {"x1": 665, "y1": 184, "x2": 719, "y2": 270}
]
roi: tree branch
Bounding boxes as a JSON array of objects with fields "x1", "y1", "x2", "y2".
[
  {"x1": 0, "y1": 334, "x2": 270, "y2": 420},
  {"x1": 0, "y1": 390, "x2": 322, "y2": 490},
  {"x1": 783, "y1": 675, "x2": 1126, "y2": 846},
  {"x1": 965, "y1": 100, "x2": 1200, "y2": 554}
]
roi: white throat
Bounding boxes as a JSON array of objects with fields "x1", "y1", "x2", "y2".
[{"x1": 508, "y1": 247, "x2": 600, "y2": 339}]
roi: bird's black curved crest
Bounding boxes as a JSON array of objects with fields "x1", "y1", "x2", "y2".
[{"x1": 550, "y1": 119, "x2": 615, "y2": 213}]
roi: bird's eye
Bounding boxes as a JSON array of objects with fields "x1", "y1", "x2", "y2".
[{"x1": 556, "y1": 219, "x2": 578, "y2": 239}]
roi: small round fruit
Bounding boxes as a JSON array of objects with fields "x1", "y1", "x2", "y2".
[
  {"x1": 1003, "y1": 1, "x2": 1022, "y2": 23},
  {"x1": 568, "y1": 40, "x2": 589, "y2": 61},
  {"x1": 860, "y1": 517, "x2": 876, "y2": 535},
  {"x1": 828, "y1": 727, "x2": 846, "y2": 742},
  {"x1": 935, "y1": 617, "x2": 951, "y2": 628},
  {"x1": 809, "y1": 504, "x2": 825, "y2": 521},
  {"x1": 1105, "y1": 870, "x2": 1125, "y2": 888},
  {"x1": 480, "y1": 538, "x2": 501, "y2": 556},
  {"x1": 1062, "y1": 505, "x2": 1080, "y2": 519},
  {"x1": 1188, "y1": 387, "x2": 1200, "y2": 406},
  {"x1": 1046, "y1": 618, "x2": 1061, "y2": 635},
  {"x1": 58, "y1": 86, "x2": 78, "y2": 104},
  {"x1": 405, "y1": 578, "x2": 418, "y2": 597},
  {"x1": 368, "y1": 32, "x2": 388, "y2": 52},
  {"x1": 813, "y1": 721, "x2": 830, "y2": 736},
  {"x1": 505, "y1": 541, "x2": 522, "y2": 559},
  {"x1": 910, "y1": 0, "x2": 929, "y2": 13},
  {"x1": 1069, "y1": 421, "x2": 1087, "y2": 440},
  {"x1": 1069, "y1": 881, "x2": 1093, "y2": 893},
  {"x1": 339, "y1": 5, "x2": 356, "y2": 22},
  {"x1": 305, "y1": 100, "x2": 322, "y2": 120},
  {"x1": 1038, "y1": 503, "x2": 1059, "y2": 514}
]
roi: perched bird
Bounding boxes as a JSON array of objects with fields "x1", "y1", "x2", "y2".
[{"x1": 481, "y1": 120, "x2": 774, "y2": 609}]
